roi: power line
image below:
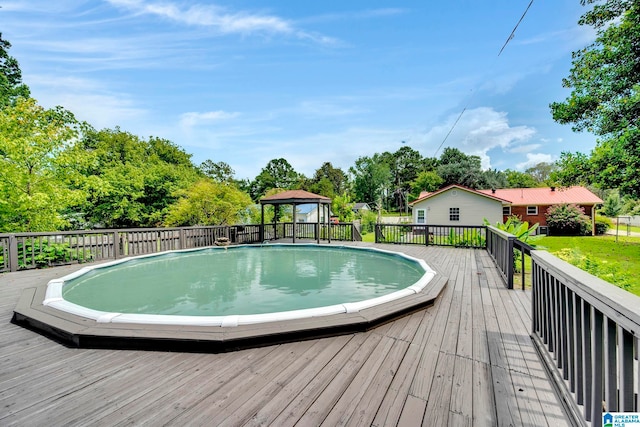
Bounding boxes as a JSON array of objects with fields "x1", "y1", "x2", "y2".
[
  {"x1": 433, "y1": 0, "x2": 535, "y2": 158},
  {"x1": 498, "y1": 0, "x2": 535, "y2": 57}
]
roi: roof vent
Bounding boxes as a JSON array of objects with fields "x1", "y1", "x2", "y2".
[
  {"x1": 491, "y1": 188, "x2": 496, "y2": 194},
  {"x1": 551, "y1": 186, "x2": 556, "y2": 192}
]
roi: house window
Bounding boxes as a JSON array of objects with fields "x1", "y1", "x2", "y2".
[
  {"x1": 503, "y1": 206, "x2": 511, "y2": 215},
  {"x1": 449, "y1": 207, "x2": 460, "y2": 221},
  {"x1": 417, "y1": 209, "x2": 426, "y2": 224},
  {"x1": 527, "y1": 206, "x2": 538, "y2": 215}
]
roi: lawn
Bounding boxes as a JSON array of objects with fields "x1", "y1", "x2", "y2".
[{"x1": 534, "y1": 235, "x2": 640, "y2": 296}]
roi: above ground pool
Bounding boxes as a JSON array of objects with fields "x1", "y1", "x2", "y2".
[{"x1": 42, "y1": 244, "x2": 436, "y2": 327}]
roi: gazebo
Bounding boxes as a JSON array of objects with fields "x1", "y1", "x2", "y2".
[{"x1": 259, "y1": 190, "x2": 332, "y2": 244}]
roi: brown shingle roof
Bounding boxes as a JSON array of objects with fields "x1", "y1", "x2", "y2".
[{"x1": 260, "y1": 190, "x2": 331, "y2": 204}]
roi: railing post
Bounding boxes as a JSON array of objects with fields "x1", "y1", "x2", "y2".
[
  {"x1": 9, "y1": 234, "x2": 18, "y2": 272},
  {"x1": 113, "y1": 231, "x2": 120, "y2": 259},
  {"x1": 179, "y1": 228, "x2": 186, "y2": 249},
  {"x1": 507, "y1": 236, "x2": 514, "y2": 289}
]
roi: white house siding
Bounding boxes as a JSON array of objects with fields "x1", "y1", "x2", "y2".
[{"x1": 412, "y1": 188, "x2": 503, "y2": 226}]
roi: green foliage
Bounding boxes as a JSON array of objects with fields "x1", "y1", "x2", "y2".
[
  {"x1": 447, "y1": 228, "x2": 486, "y2": 248},
  {"x1": 410, "y1": 171, "x2": 443, "y2": 200},
  {"x1": 0, "y1": 98, "x2": 85, "y2": 232},
  {"x1": 595, "y1": 216, "x2": 612, "y2": 235},
  {"x1": 307, "y1": 162, "x2": 348, "y2": 198},
  {"x1": 601, "y1": 191, "x2": 623, "y2": 217},
  {"x1": 350, "y1": 154, "x2": 391, "y2": 207},
  {"x1": 504, "y1": 169, "x2": 539, "y2": 188},
  {"x1": 0, "y1": 33, "x2": 31, "y2": 108},
  {"x1": 199, "y1": 160, "x2": 235, "y2": 183},
  {"x1": 250, "y1": 158, "x2": 300, "y2": 201},
  {"x1": 545, "y1": 204, "x2": 592, "y2": 236},
  {"x1": 358, "y1": 210, "x2": 378, "y2": 234},
  {"x1": 437, "y1": 148, "x2": 484, "y2": 188},
  {"x1": 331, "y1": 193, "x2": 355, "y2": 222},
  {"x1": 550, "y1": 0, "x2": 640, "y2": 197},
  {"x1": 18, "y1": 240, "x2": 92, "y2": 268},
  {"x1": 164, "y1": 179, "x2": 252, "y2": 226},
  {"x1": 555, "y1": 248, "x2": 633, "y2": 290},
  {"x1": 551, "y1": 151, "x2": 594, "y2": 187},
  {"x1": 485, "y1": 215, "x2": 544, "y2": 246},
  {"x1": 539, "y1": 235, "x2": 640, "y2": 295},
  {"x1": 76, "y1": 128, "x2": 200, "y2": 228}
]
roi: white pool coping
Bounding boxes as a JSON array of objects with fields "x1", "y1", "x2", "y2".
[{"x1": 43, "y1": 244, "x2": 436, "y2": 327}]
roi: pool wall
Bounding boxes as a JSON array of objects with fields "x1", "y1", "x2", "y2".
[
  {"x1": 12, "y1": 244, "x2": 447, "y2": 353},
  {"x1": 42, "y1": 244, "x2": 436, "y2": 327}
]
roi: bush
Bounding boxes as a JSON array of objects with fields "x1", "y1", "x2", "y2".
[
  {"x1": 546, "y1": 204, "x2": 591, "y2": 236},
  {"x1": 359, "y1": 210, "x2": 378, "y2": 234},
  {"x1": 594, "y1": 216, "x2": 612, "y2": 235}
]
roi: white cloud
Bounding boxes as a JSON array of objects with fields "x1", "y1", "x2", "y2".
[
  {"x1": 516, "y1": 153, "x2": 556, "y2": 170},
  {"x1": 423, "y1": 107, "x2": 536, "y2": 168},
  {"x1": 508, "y1": 143, "x2": 542, "y2": 153},
  {"x1": 179, "y1": 111, "x2": 240, "y2": 128},
  {"x1": 26, "y1": 74, "x2": 147, "y2": 129},
  {"x1": 105, "y1": 0, "x2": 337, "y2": 44}
]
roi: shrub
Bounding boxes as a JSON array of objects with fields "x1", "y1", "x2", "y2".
[
  {"x1": 594, "y1": 216, "x2": 612, "y2": 235},
  {"x1": 545, "y1": 204, "x2": 591, "y2": 236},
  {"x1": 359, "y1": 210, "x2": 378, "y2": 234}
]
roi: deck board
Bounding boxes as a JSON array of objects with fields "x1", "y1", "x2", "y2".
[{"x1": 0, "y1": 243, "x2": 571, "y2": 426}]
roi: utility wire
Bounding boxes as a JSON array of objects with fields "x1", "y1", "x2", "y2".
[
  {"x1": 498, "y1": 0, "x2": 535, "y2": 57},
  {"x1": 433, "y1": 0, "x2": 535, "y2": 157}
]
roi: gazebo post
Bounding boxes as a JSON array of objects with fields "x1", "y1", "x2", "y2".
[
  {"x1": 316, "y1": 201, "x2": 320, "y2": 244},
  {"x1": 259, "y1": 190, "x2": 331, "y2": 245},
  {"x1": 260, "y1": 203, "x2": 265, "y2": 242},
  {"x1": 292, "y1": 203, "x2": 297, "y2": 244},
  {"x1": 327, "y1": 204, "x2": 331, "y2": 243}
]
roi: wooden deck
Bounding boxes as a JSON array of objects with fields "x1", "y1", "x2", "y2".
[{"x1": 0, "y1": 244, "x2": 570, "y2": 426}]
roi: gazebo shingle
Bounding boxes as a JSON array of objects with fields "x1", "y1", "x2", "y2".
[{"x1": 260, "y1": 190, "x2": 331, "y2": 205}]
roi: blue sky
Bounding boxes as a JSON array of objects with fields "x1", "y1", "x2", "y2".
[{"x1": 2, "y1": 0, "x2": 597, "y2": 180}]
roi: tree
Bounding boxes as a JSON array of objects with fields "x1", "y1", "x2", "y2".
[
  {"x1": 551, "y1": 151, "x2": 594, "y2": 187},
  {"x1": 164, "y1": 179, "x2": 252, "y2": 226},
  {"x1": 76, "y1": 128, "x2": 200, "y2": 227},
  {"x1": 386, "y1": 146, "x2": 425, "y2": 212},
  {"x1": 410, "y1": 171, "x2": 443, "y2": 200},
  {"x1": 601, "y1": 191, "x2": 623, "y2": 217},
  {"x1": 504, "y1": 169, "x2": 539, "y2": 188},
  {"x1": 350, "y1": 154, "x2": 390, "y2": 209},
  {"x1": 331, "y1": 193, "x2": 355, "y2": 222},
  {"x1": 250, "y1": 158, "x2": 300, "y2": 200},
  {"x1": 0, "y1": 33, "x2": 30, "y2": 108},
  {"x1": 199, "y1": 160, "x2": 235, "y2": 183},
  {"x1": 0, "y1": 98, "x2": 84, "y2": 231},
  {"x1": 550, "y1": 0, "x2": 640, "y2": 197},
  {"x1": 525, "y1": 162, "x2": 556, "y2": 185},
  {"x1": 308, "y1": 162, "x2": 348, "y2": 198},
  {"x1": 436, "y1": 148, "x2": 485, "y2": 188}
]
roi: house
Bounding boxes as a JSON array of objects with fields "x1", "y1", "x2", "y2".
[
  {"x1": 295, "y1": 204, "x2": 329, "y2": 223},
  {"x1": 352, "y1": 203, "x2": 371, "y2": 214},
  {"x1": 476, "y1": 186, "x2": 603, "y2": 232},
  {"x1": 409, "y1": 185, "x2": 508, "y2": 227}
]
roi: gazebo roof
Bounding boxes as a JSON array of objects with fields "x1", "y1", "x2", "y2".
[{"x1": 260, "y1": 190, "x2": 331, "y2": 205}]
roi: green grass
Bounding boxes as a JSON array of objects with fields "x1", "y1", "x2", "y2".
[
  {"x1": 361, "y1": 232, "x2": 376, "y2": 243},
  {"x1": 536, "y1": 235, "x2": 640, "y2": 296}
]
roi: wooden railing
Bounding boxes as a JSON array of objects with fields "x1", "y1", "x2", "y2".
[
  {"x1": 486, "y1": 226, "x2": 534, "y2": 290},
  {"x1": 0, "y1": 223, "x2": 357, "y2": 272},
  {"x1": 531, "y1": 251, "x2": 640, "y2": 427},
  {"x1": 261, "y1": 222, "x2": 357, "y2": 243},
  {"x1": 374, "y1": 224, "x2": 487, "y2": 248}
]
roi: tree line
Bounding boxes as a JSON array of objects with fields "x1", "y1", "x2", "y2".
[{"x1": 1, "y1": 0, "x2": 639, "y2": 232}]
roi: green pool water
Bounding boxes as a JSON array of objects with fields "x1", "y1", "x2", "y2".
[{"x1": 61, "y1": 245, "x2": 426, "y2": 316}]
